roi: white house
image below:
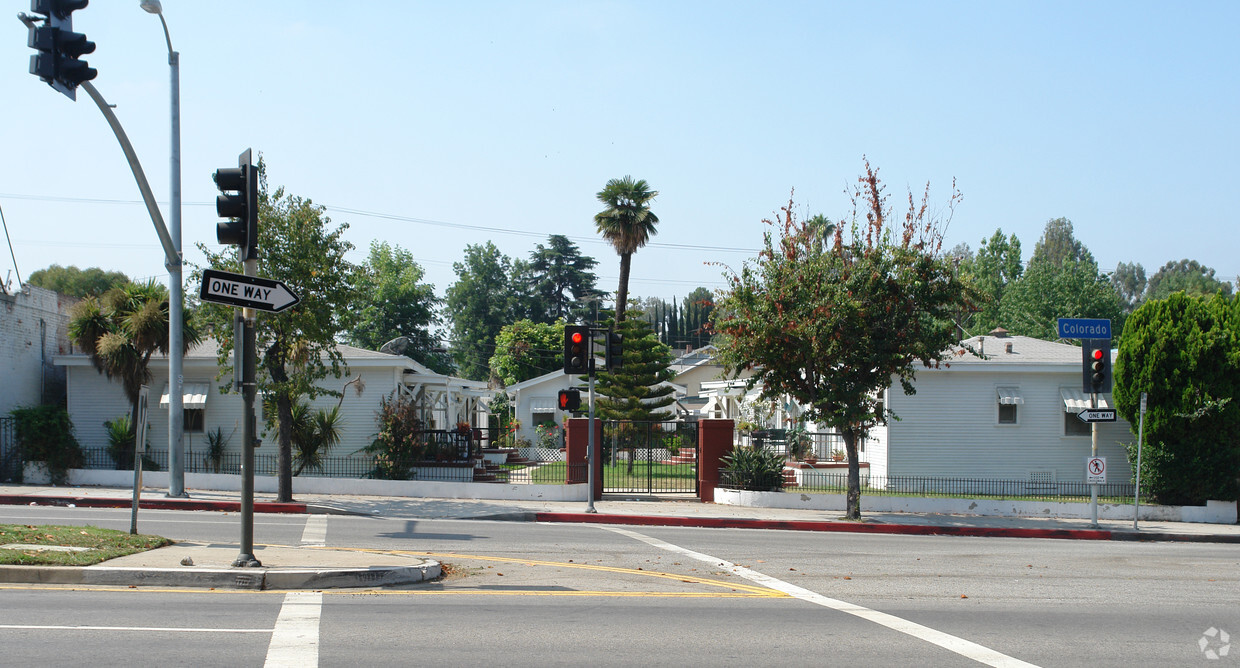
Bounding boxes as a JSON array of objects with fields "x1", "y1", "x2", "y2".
[
  {"x1": 0, "y1": 284, "x2": 74, "y2": 416},
  {"x1": 54, "y1": 341, "x2": 492, "y2": 464},
  {"x1": 870, "y1": 330, "x2": 1133, "y2": 485}
]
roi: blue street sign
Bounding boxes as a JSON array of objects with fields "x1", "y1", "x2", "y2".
[{"x1": 1058, "y1": 318, "x2": 1111, "y2": 340}]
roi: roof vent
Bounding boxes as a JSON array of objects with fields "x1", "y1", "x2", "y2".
[
  {"x1": 1005, "y1": 342, "x2": 1013, "y2": 354},
  {"x1": 989, "y1": 327, "x2": 1009, "y2": 338}
]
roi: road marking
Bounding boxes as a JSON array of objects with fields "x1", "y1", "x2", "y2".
[
  {"x1": 0, "y1": 624, "x2": 267, "y2": 633},
  {"x1": 604, "y1": 526, "x2": 1040, "y2": 668},
  {"x1": 264, "y1": 591, "x2": 321, "y2": 668},
  {"x1": 301, "y1": 515, "x2": 327, "y2": 546}
]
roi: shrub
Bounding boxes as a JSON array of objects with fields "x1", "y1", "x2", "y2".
[
  {"x1": 10, "y1": 405, "x2": 84, "y2": 485},
  {"x1": 364, "y1": 391, "x2": 426, "y2": 480},
  {"x1": 720, "y1": 445, "x2": 785, "y2": 491}
]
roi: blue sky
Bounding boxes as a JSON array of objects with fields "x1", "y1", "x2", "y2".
[{"x1": 2, "y1": 1, "x2": 1237, "y2": 305}]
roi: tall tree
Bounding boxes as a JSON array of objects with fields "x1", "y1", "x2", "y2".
[
  {"x1": 1111, "y1": 261, "x2": 1147, "y2": 314},
  {"x1": 1113, "y1": 292, "x2": 1239, "y2": 505},
  {"x1": 488, "y1": 320, "x2": 564, "y2": 387},
  {"x1": 998, "y1": 218, "x2": 1123, "y2": 341},
  {"x1": 445, "y1": 242, "x2": 516, "y2": 381},
  {"x1": 958, "y1": 229, "x2": 1022, "y2": 335},
  {"x1": 526, "y1": 234, "x2": 602, "y2": 324},
  {"x1": 348, "y1": 241, "x2": 450, "y2": 373},
  {"x1": 1145, "y1": 259, "x2": 1234, "y2": 301},
  {"x1": 682, "y1": 287, "x2": 715, "y2": 349},
  {"x1": 594, "y1": 176, "x2": 659, "y2": 324},
  {"x1": 28, "y1": 264, "x2": 129, "y2": 298},
  {"x1": 68, "y1": 280, "x2": 200, "y2": 438},
  {"x1": 197, "y1": 160, "x2": 359, "y2": 502},
  {"x1": 715, "y1": 163, "x2": 977, "y2": 519}
]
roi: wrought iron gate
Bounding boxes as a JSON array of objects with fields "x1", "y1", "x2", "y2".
[
  {"x1": 0, "y1": 417, "x2": 20, "y2": 483},
  {"x1": 601, "y1": 421, "x2": 698, "y2": 494}
]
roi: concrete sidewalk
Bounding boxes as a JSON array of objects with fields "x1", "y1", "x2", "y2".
[{"x1": 1, "y1": 483, "x2": 1237, "y2": 591}]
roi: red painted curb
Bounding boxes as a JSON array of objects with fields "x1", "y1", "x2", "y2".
[
  {"x1": 0, "y1": 495, "x2": 307, "y2": 514},
  {"x1": 533, "y1": 512, "x2": 1115, "y2": 541}
]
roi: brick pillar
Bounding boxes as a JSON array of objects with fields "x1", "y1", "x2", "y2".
[
  {"x1": 697, "y1": 419, "x2": 734, "y2": 503},
  {"x1": 566, "y1": 417, "x2": 603, "y2": 497}
]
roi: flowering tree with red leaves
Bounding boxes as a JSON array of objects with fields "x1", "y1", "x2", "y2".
[{"x1": 714, "y1": 161, "x2": 977, "y2": 519}]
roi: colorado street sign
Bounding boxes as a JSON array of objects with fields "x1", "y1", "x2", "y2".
[
  {"x1": 1057, "y1": 318, "x2": 1111, "y2": 340},
  {"x1": 200, "y1": 269, "x2": 300, "y2": 313},
  {"x1": 1077, "y1": 408, "x2": 1117, "y2": 423}
]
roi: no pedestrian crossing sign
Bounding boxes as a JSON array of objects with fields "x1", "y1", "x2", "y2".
[{"x1": 1086, "y1": 456, "x2": 1107, "y2": 484}]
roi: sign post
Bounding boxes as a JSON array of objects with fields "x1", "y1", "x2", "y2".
[{"x1": 1133, "y1": 393, "x2": 1147, "y2": 530}]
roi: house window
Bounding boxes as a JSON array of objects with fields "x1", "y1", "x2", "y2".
[
  {"x1": 183, "y1": 409, "x2": 205, "y2": 433},
  {"x1": 998, "y1": 404, "x2": 1018, "y2": 425},
  {"x1": 531, "y1": 411, "x2": 556, "y2": 428},
  {"x1": 1064, "y1": 411, "x2": 1091, "y2": 436},
  {"x1": 996, "y1": 386, "x2": 1022, "y2": 425}
]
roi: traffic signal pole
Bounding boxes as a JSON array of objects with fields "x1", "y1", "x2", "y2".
[
  {"x1": 1090, "y1": 392, "x2": 1099, "y2": 527},
  {"x1": 233, "y1": 253, "x2": 260, "y2": 567}
]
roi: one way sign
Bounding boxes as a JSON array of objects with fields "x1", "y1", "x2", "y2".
[{"x1": 200, "y1": 269, "x2": 300, "y2": 313}]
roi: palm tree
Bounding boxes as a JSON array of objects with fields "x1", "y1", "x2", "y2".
[
  {"x1": 68, "y1": 280, "x2": 201, "y2": 435},
  {"x1": 594, "y1": 176, "x2": 659, "y2": 323}
]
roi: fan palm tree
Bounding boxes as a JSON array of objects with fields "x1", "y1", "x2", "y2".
[
  {"x1": 594, "y1": 176, "x2": 659, "y2": 323},
  {"x1": 68, "y1": 280, "x2": 201, "y2": 435}
]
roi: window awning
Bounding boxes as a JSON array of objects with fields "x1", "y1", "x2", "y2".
[
  {"x1": 160, "y1": 382, "x2": 211, "y2": 409},
  {"x1": 996, "y1": 387, "x2": 1024, "y2": 405},
  {"x1": 1060, "y1": 388, "x2": 1111, "y2": 412},
  {"x1": 530, "y1": 397, "x2": 556, "y2": 412}
]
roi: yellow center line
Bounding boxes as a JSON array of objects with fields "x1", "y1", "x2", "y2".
[{"x1": 309, "y1": 547, "x2": 786, "y2": 597}]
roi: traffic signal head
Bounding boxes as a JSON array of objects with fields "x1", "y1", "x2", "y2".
[
  {"x1": 1081, "y1": 339, "x2": 1113, "y2": 394},
  {"x1": 557, "y1": 389, "x2": 581, "y2": 412},
  {"x1": 213, "y1": 150, "x2": 258, "y2": 259},
  {"x1": 605, "y1": 330, "x2": 623, "y2": 370},
  {"x1": 563, "y1": 325, "x2": 590, "y2": 374},
  {"x1": 26, "y1": 0, "x2": 96, "y2": 100}
]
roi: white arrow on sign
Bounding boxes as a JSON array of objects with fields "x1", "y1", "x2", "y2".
[{"x1": 200, "y1": 269, "x2": 300, "y2": 313}]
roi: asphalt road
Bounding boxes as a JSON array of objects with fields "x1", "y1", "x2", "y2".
[{"x1": 1, "y1": 505, "x2": 1237, "y2": 667}]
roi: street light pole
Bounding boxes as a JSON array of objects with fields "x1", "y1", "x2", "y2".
[{"x1": 142, "y1": 0, "x2": 186, "y2": 497}]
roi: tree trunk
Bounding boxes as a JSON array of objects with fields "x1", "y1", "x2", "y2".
[
  {"x1": 843, "y1": 427, "x2": 861, "y2": 520},
  {"x1": 616, "y1": 252, "x2": 632, "y2": 323}
]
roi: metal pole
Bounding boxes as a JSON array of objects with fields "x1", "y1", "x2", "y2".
[
  {"x1": 233, "y1": 254, "x2": 261, "y2": 567},
  {"x1": 1090, "y1": 392, "x2": 1099, "y2": 527},
  {"x1": 1133, "y1": 392, "x2": 1147, "y2": 530},
  {"x1": 585, "y1": 359, "x2": 597, "y2": 514},
  {"x1": 167, "y1": 45, "x2": 185, "y2": 497}
]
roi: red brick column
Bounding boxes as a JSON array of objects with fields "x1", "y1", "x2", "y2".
[
  {"x1": 566, "y1": 417, "x2": 603, "y2": 496},
  {"x1": 697, "y1": 419, "x2": 735, "y2": 503}
]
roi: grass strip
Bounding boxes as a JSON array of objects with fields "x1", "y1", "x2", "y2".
[{"x1": 0, "y1": 524, "x2": 172, "y2": 566}]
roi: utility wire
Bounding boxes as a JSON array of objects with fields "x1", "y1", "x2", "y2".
[{"x1": 0, "y1": 201, "x2": 24, "y2": 292}]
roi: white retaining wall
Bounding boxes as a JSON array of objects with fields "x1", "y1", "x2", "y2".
[{"x1": 714, "y1": 488, "x2": 1238, "y2": 524}]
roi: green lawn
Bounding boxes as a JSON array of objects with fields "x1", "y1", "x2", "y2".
[
  {"x1": 0, "y1": 524, "x2": 172, "y2": 566},
  {"x1": 520, "y1": 460, "x2": 696, "y2": 489}
]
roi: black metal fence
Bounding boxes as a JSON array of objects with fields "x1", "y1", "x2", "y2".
[
  {"x1": 601, "y1": 420, "x2": 698, "y2": 494},
  {"x1": 788, "y1": 471, "x2": 1136, "y2": 503},
  {"x1": 0, "y1": 417, "x2": 19, "y2": 483}
]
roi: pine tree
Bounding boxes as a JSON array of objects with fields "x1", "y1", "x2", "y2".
[{"x1": 593, "y1": 316, "x2": 676, "y2": 423}]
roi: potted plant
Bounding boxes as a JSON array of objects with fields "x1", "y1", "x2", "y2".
[{"x1": 830, "y1": 448, "x2": 846, "y2": 462}]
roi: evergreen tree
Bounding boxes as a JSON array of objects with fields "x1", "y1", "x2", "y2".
[{"x1": 593, "y1": 316, "x2": 676, "y2": 423}]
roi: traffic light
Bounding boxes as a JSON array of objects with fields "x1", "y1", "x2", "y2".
[
  {"x1": 605, "y1": 330, "x2": 623, "y2": 370},
  {"x1": 213, "y1": 149, "x2": 258, "y2": 260},
  {"x1": 1081, "y1": 339, "x2": 1112, "y2": 394},
  {"x1": 26, "y1": 0, "x2": 96, "y2": 101},
  {"x1": 563, "y1": 325, "x2": 590, "y2": 374},
  {"x1": 557, "y1": 389, "x2": 581, "y2": 412}
]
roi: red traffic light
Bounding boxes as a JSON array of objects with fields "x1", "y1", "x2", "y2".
[
  {"x1": 1092, "y1": 349, "x2": 1104, "y2": 361},
  {"x1": 571, "y1": 331, "x2": 584, "y2": 344}
]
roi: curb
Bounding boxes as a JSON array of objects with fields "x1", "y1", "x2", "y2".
[
  {"x1": 0, "y1": 495, "x2": 307, "y2": 514},
  {"x1": 532, "y1": 512, "x2": 1201, "y2": 541},
  {"x1": 0, "y1": 561, "x2": 440, "y2": 590}
]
